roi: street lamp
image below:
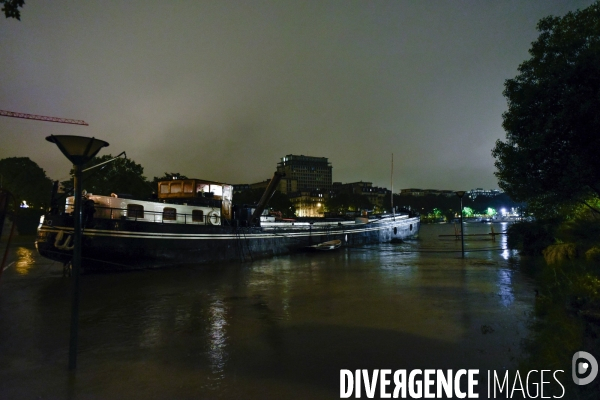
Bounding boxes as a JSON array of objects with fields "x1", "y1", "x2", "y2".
[
  {"x1": 455, "y1": 191, "x2": 466, "y2": 258},
  {"x1": 46, "y1": 135, "x2": 109, "y2": 370}
]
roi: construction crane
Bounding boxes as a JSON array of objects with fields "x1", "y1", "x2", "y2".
[{"x1": 0, "y1": 109, "x2": 88, "y2": 126}]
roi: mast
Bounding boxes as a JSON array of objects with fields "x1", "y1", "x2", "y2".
[{"x1": 391, "y1": 153, "x2": 394, "y2": 215}]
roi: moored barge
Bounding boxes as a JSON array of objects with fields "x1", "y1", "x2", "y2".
[{"x1": 36, "y1": 173, "x2": 420, "y2": 271}]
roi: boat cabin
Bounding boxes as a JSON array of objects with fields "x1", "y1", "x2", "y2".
[
  {"x1": 157, "y1": 179, "x2": 233, "y2": 221},
  {"x1": 62, "y1": 179, "x2": 233, "y2": 226}
]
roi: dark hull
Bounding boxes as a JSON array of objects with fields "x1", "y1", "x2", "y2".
[{"x1": 36, "y1": 214, "x2": 420, "y2": 271}]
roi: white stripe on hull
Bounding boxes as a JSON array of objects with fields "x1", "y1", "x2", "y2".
[{"x1": 38, "y1": 221, "x2": 416, "y2": 240}]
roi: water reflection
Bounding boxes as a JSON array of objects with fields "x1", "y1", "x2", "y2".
[
  {"x1": 139, "y1": 298, "x2": 167, "y2": 349},
  {"x1": 139, "y1": 322, "x2": 161, "y2": 349},
  {"x1": 0, "y1": 223, "x2": 536, "y2": 399},
  {"x1": 15, "y1": 247, "x2": 34, "y2": 275},
  {"x1": 207, "y1": 299, "x2": 228, "y2": 375},
  {"x1": 496, "y1": 269, "x2": 515, "y2": 307},
  {"x1": 174, "y1": 304, "x2": 191, "y2": 330}
]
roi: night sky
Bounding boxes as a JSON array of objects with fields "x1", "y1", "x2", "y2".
[{"x1": 0, "y1": 1, "x2": 594, "y2": 191}]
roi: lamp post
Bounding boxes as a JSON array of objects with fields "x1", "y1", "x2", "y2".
[
  {"x1": 46, "y1": 135, "x2": 109, "y2": 370},
  {"x1": 455, "y1": 191, "x2": 466, "y2": 258}
]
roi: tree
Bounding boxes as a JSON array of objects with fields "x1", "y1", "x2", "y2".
[
  {"x1": 462, "y1": 207, "x2": 474, "y2": 218},
  {"x1": 268, "y1": 191, "x2": 296, "y2": 218},
  {"x1": 1, "y1": 0, "x2": 24, "y2": 20},
  {"x1": 0, "y1": 157, "x2": 53, "y2": 209},
  {"x1": 492, "y1": 2, "x2": 600, "y2": 219},
  {"x1": 325, "y1": 192, "x2": 372, "y2": 215},
  {"x1": 63, "y1": 155, "x2": 152, "y2": 199}
]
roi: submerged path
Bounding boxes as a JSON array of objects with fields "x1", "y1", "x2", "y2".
[{"x1": 0, "y1": 224, "x2": 534, "y2": 399}]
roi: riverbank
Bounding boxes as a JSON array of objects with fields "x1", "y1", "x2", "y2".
[{"x1": 506, "y1": 220, "x2": 600, "y2": 398}]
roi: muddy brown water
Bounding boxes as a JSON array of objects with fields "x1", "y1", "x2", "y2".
[{"x1": 0, "y1": 223, "x2": 534, "y2": 399}]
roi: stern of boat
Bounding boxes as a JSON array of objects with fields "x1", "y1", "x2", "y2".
[{"x1": 35, "y1": 213, "x2": 75, "y2": 264}]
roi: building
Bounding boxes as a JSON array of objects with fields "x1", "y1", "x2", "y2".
[
  {"x1": 399, "y1": 188, "x2": 503, "y2": 199},
  {"x1": 289, "y1": 189, "x2": 326, "y2": 217},
  {"x1": 232, "y1": 184, "x2": 250, "y2": 194},
  {"x1": 249, "y1": 177, "x2": 298, "y2": 195},
  {"x1": 467, "y1": 188, "x2": 502, "y2": 199},
  {"x1": 436, "y1": 190, "x2": 456, "y2": 197},
  {"x1": 399, "y1": 189, "x2": 456, "y2": 197},
  {"x1": 332, "y1": 181, "x2": 389, "y2": 210},
  {"x1": 233, "y1": 177, "x2": 298, "y2": 196},
  {"x1": 399, "y1": 188, "x2": 425, "y2": 196},
  {"x1": 277, "y1": 155, "x2": 332, "y2": 191}
]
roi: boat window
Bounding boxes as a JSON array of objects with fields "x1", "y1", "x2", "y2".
[
  {"x1": 160, "y1": 183, "x2": 169, "y2": 194},
  {"x1": 183, "y1": 181, "x2": 193, "y2": 193},
  {"x1": 196, "y1": 183, "x2": 208, "y2": 194},
  {"x1": 163, "y1": 207, "x2": 177, "y2": 221},
  {"x1": 192, "y1": 209, "x2": 204, "y2": 222},
  {"x1": 210, "y1": 185, "x2": 222, "y2": 196},
  {"x1": 170, "y1": 182, "x2": 182, "y2": 194},
  {"x1": 127, "y1": 204, "x2": 144, "y2": 219}
]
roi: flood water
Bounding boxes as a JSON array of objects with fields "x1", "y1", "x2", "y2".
[{"x1": 0, "y1": 223, "x2": 535, "y2": 399}]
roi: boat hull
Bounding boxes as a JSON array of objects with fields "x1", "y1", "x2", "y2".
[{"x1": 36, "y1": 214, "x2": 420, "y2": 271}]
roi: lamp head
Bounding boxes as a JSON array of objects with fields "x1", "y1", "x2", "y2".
[
  {"x1": 455, "y1": 191, "x2": 466, "y2": 198},
  {"x1": 46, "y1": 135, "x2": 109, "y2": 166}
]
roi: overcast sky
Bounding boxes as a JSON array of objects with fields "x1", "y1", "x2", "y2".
[{"x1": 0, "y1": 0, "x2": 594, "y2": 191}]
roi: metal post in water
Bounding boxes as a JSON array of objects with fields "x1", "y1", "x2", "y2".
[
  {"x1": 455, "y1": 191, "x2": 466, "y2": 258},
  {"x1": 391, "y1": 153, "x2": 394, "y2": 217},
  {"x1": 460, "y1": 197, "x2": 465, "y2": 258}
]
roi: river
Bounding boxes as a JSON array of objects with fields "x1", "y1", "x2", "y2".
[{"x1": 0, "y1": 222, "x2": 535, "y2": 399}]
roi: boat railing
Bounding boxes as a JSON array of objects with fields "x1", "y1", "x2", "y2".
[{"x1": 91, "y1": 205, "x2": 219, "y2": 226}]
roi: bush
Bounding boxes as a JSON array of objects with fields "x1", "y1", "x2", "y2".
[
  {"x1": 586, "y1": 246, "x2": 600, "y2": 262},
  {"x1": 506, "y1": 220, "x2": 558, "y2": 255},
  {"x1": 543, "y1": 243, "x2": 578, "y2": 265},
  {"x1": 556, "y1": 219, "x2": 600, "y2": 248}
]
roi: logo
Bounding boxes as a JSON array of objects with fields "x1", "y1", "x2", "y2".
[{"x1": 572, "y1": 351, "x2": 598, "y2": 386}]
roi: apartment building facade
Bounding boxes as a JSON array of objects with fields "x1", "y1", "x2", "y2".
[{"x1": 277, "y1": 154, "x2": 332, "y2": 191}]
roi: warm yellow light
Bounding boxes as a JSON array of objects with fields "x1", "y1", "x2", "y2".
[{"x1": 15, "y1": 247, "x2": 34, "y2": 275}]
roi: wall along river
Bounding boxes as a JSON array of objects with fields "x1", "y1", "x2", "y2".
[{"x1": 0, "y1": 222, "x2": 535, "y2": 399}]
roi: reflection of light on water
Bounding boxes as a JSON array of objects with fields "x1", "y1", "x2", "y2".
[
  {"x1": 282, "y1": 296, "x2": 290, "y2": 317},
  {"x1": 15, "y1": 247, "x2": 34, "y2": 275},
  {"x1": 174, "y1": 306, "x2": 191, "y2": 330},
  {"x1": 497, "y1": 269, "x2": 514, "y2": 307},
  {"x1": 499, "y1": 223, "x2": 511, "y2": 260},
  {"x1": 281, "y1": 277, "x2": 291, "y2": 318},
  {"x1": 140, "y1": 323, "x2": 161, "y2": 348},
  {"x1": 139, "y1": 300, "x2": 168, "y2": 349},
  {"x1": 208, "y1": 299, "x2": 228, "y2": 375}
]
